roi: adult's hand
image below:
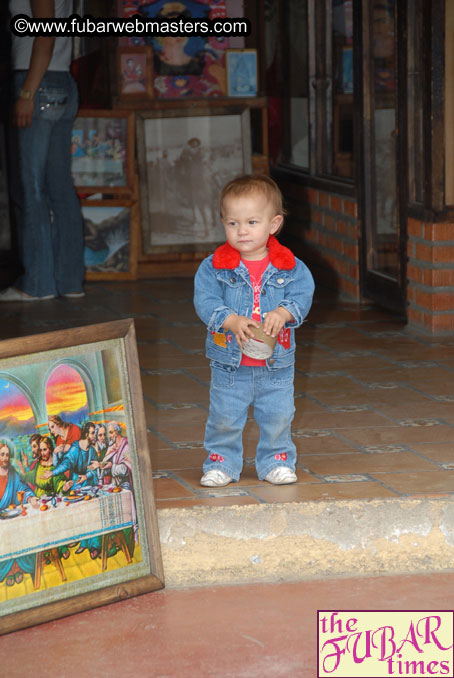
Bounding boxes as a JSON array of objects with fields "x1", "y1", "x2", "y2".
[{"x1": 13, "y1": 97, "x2": 35, "y2": 128}]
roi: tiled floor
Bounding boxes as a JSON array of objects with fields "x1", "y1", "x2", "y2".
[
  {"x1": 3, "y1": 279, "x2": 454, "y2": 676},
  {"x1": 2, "y1": 278, "x2": 454, "y2": 508}
]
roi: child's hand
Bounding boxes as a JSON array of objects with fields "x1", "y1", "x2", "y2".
[
  {"x1": 263, "y1": 307, "x2": 294, "y2": 337},
  {"x1": 223, "y1": 314, "x2": 259, "y2": 348}
]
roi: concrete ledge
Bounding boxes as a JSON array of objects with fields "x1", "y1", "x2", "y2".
[{"x1": 157, "y1": 498, "x2": 454, "y2": 587}]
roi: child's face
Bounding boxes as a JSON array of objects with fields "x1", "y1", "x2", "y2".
[{"x1": 221, "y1": 191, "x2": 283, "y2": 261}]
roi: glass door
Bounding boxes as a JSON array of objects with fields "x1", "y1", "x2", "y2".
[{"x1": 359, "y1": 0, "x2": 406, "y2": 312}]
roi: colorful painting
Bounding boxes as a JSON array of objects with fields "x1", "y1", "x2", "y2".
[
  {"x1": 226, "y1": 49, "x2": 257, "y2": 96},
  {"x1": 82, "y1": 205, "x2": 131, "y2": 274},
  {"x1": 71, "y1": 115, "x2": 129, "y2": 188},
  {"x1": 0, "y1": 321, "x2": 163, "y2": 634},
  {"x1": 342, "y1": 46, "x2": 353, "y2": 94},
  {"x1": 116, "y1": 0, "x2": 235, "y2": 97},
  {"x1": 118, "y1": 47, "x2": 154, "y2": 100}
]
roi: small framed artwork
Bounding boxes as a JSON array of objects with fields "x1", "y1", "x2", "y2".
[
  {"x1": 136, "y1": 106, "x2": 251, "y2": 256},
  {"x1": 71, "y1": 110, "x2": 135, "y2": 194},
  {"x1": 342, "y1": 46, "x2": 354, "y2": 94},
  {"x1": 226, "y1": 49, "x2": 258, "y2": 97},
  {"x1": 117, "y1": 47, "x2": 154, "y2": 101},
  {"x1": 81, "y1": 200, "x2": 139, "y2": 280},
  {"x1": 0, "y1": 319, "x2": 164, "y2": 635}
]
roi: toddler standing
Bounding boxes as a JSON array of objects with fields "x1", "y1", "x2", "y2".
[{"x1": 194, "y1": 175, "x2": 314, "y2": 487}]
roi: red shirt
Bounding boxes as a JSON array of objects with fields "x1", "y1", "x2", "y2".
[
  {"x1": 0, "y1": 474, "x2": 7, "y2": 500},
  {"x1": 241, "y1": 255, "x2": 269, "y2": 366},
  {"x1": 56, "y1": 422, "x2": 81, "y2": 448}
]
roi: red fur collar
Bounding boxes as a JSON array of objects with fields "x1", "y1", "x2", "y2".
[{"x1": 212, "y1": 235, "x2": 295, "y2": 270}]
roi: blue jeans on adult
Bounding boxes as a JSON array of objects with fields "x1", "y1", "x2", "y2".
[
  {"x1": 203, "y1": 363, "x2": 296, "y2": 481},
  {"x1": 10, "y1": 70, "x2": 84, "y2": 297}
]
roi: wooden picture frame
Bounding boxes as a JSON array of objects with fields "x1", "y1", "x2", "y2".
[
  {"x1": 81, "y1": 199, "x2": 139, "y2": 280},
  {"x1": 0, "y1": 319, "x2": 164, "y2": 635},
  {"x1": 136, "y1": 106, "x2": 251, "y2": 256},
  {"x1": 71, "y1": 110, "x2": 135, "y2": 195},
  {"x1": 226, "y1": 49, "x2": 258, "y2": 97},
  {"x1": 117, "y1": 46, "x2": 154, "y2": 102}
]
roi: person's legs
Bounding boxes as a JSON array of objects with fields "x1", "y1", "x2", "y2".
[
  {"x1": 9, "y1": 72, "x2": 57, "y2": 297},
  {"x1": 45, "y1": 73, "x2": 84, "y2": 295},
  {"x1": 203, "y1": 365, "x2": 252, "y2": 481},
  {"x1": 253, "y1": 366, "x2": 297, "y2": 480}
]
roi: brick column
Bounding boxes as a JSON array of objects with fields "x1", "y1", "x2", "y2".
[
  {"x1": 407, "y1": 218, "x2": 454, "y2": 333},
  {"x1": 299, "y1": 188, "x2": 360, "y2": 300}
]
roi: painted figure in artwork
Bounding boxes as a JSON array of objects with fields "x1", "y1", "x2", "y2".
[
  {"x1": 23, "y1": 436, "x2": 71, "y2": 497},
  {"x1": 17, "y1": 433, "x2": 41, "y2": 475},
  {"x1": 42, "y1": 421, "x2": 98, "y2": 488},
  {"x1": 0, "y1": 441, "x2": 39, "y2": 586},
  {"x1": 48, "y1": 415, "x2": 81, "y2": 465}
]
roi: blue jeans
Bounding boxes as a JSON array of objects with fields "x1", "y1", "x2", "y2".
[
  {"x1": 203, "y1": 364, "x2": 296, "y2": 481},
  {"x1": 9, "y1": 71, "x2": 84, "y2": 297}
]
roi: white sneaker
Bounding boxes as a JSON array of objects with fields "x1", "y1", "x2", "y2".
[
  {"x1": 200, "y1": 469, "x2": 234, "y2": 487},
  {"x1": 62, "y1": 291, "x2": 85, "y2": 298},
  {"x1": 0, "y1": 287, "x2": 56, "y2": 302},
  {"x1": 264, "y1": 467, "x2": 297, "y2": 485}
]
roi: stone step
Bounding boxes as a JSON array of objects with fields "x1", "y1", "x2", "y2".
[{"x1": 157, "y1": 497, "x2": 454, "y2": 587}]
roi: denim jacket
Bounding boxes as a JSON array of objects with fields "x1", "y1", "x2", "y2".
[{"x1": 194, "y1": 236, "x2": 315, "y2": 370}]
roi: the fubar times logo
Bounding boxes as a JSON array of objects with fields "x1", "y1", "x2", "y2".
[{"x1": 317, "y1": 611, "x2": 454, "y2": 677}]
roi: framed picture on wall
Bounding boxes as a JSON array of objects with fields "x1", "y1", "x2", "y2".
[
  {"x1": 71, "y1": 110, "x2": 135, "y2": 194},
  {"x1": 226, "y1": 49, "x2": 258, "y2": 97},
  {"x1": 0, "y1": 319, "x2": 164, "y2": 635},
  {"x1": 117, "y1": 47, "x2": 154, "y2": 101},
  {"x1": 136, "y1": 106, "x2": 251, "y2": 256},
  {"x1": 341, "y1": 46, "x2": 354, "y2": 94},
  {"x1": 115, "y1": 0, "x2": 230, "y2": 97},
  {"x1": 81, "y1": 200, "x2": 139, "y2": 280}
]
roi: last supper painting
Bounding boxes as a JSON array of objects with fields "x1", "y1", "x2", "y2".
[{"x1": 0, "y1": 320, "x2": 163, "y2": 635}]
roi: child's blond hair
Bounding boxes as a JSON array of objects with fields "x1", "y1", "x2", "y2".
[{"x1": 219, "y1": 175, "x2": 287, "y2": 234}]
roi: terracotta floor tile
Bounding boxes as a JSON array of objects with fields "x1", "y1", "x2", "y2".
[
  {"x1": 292, "y1": 411, "x2": 393, "y2": 429},
  {"x1": 298, "y1": 356, "x2": 391, "y2": 372},
  {"x1": 294, "y1": 436, "x2": 360, "y2": 455},
  {"x1": 294, "y1": 397, "x2": 330, "y2": 413},
  {"x1": 141, "y1": 373, "x2": 209, "y2": 404},
  {"x1": 252, "y1": 480, "x2": 398, "y2": 502},
  {"x1": 371, "y1": 470, "x2": 454, "y2": 494},
  {"x1": 301, "y1": 451, "x2": 439, "y2": 475},
  {"x1": 150, "y1": 302, "x2": 201, "y2": 323},
  {"x1": 151, "y1": 448, "x2": 207, "y2": 470},
  {"x1": 147, "y1": 430, "x2": 168, "y2": 453},
  {"x1": 301, "y1": 388, "x2": 428, "y2": 406},
  {"x1": 294, "y1": 375, "x2": 364, "y2": 392},
  {"x1": 138, "y1": 343, "x2": 207, "y2": 370},
  {"x1": 340, "y1": 425, "x2": 454, "y2": 445},
  {"x1": 372, "y1": 403, "x2": 454, "y2": 421},
  {"x1": 408, "y1": 381, "x2": 454, "y2": 396},
  {"x1": 408, "y1": 443, "x2": 454, "y2": 463},
  {"x1": 183, "y1": 365, "x2": 211, "y2": 384},
  {"x1": 147, "y1": 408, "x2": 207, "y2": 443},
  {"x1": 153, "y1": 477, "x2": 195, "y2": 499},
  {"x1": 146, "y1": 403, "x2": 207, "y2": 426}
]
